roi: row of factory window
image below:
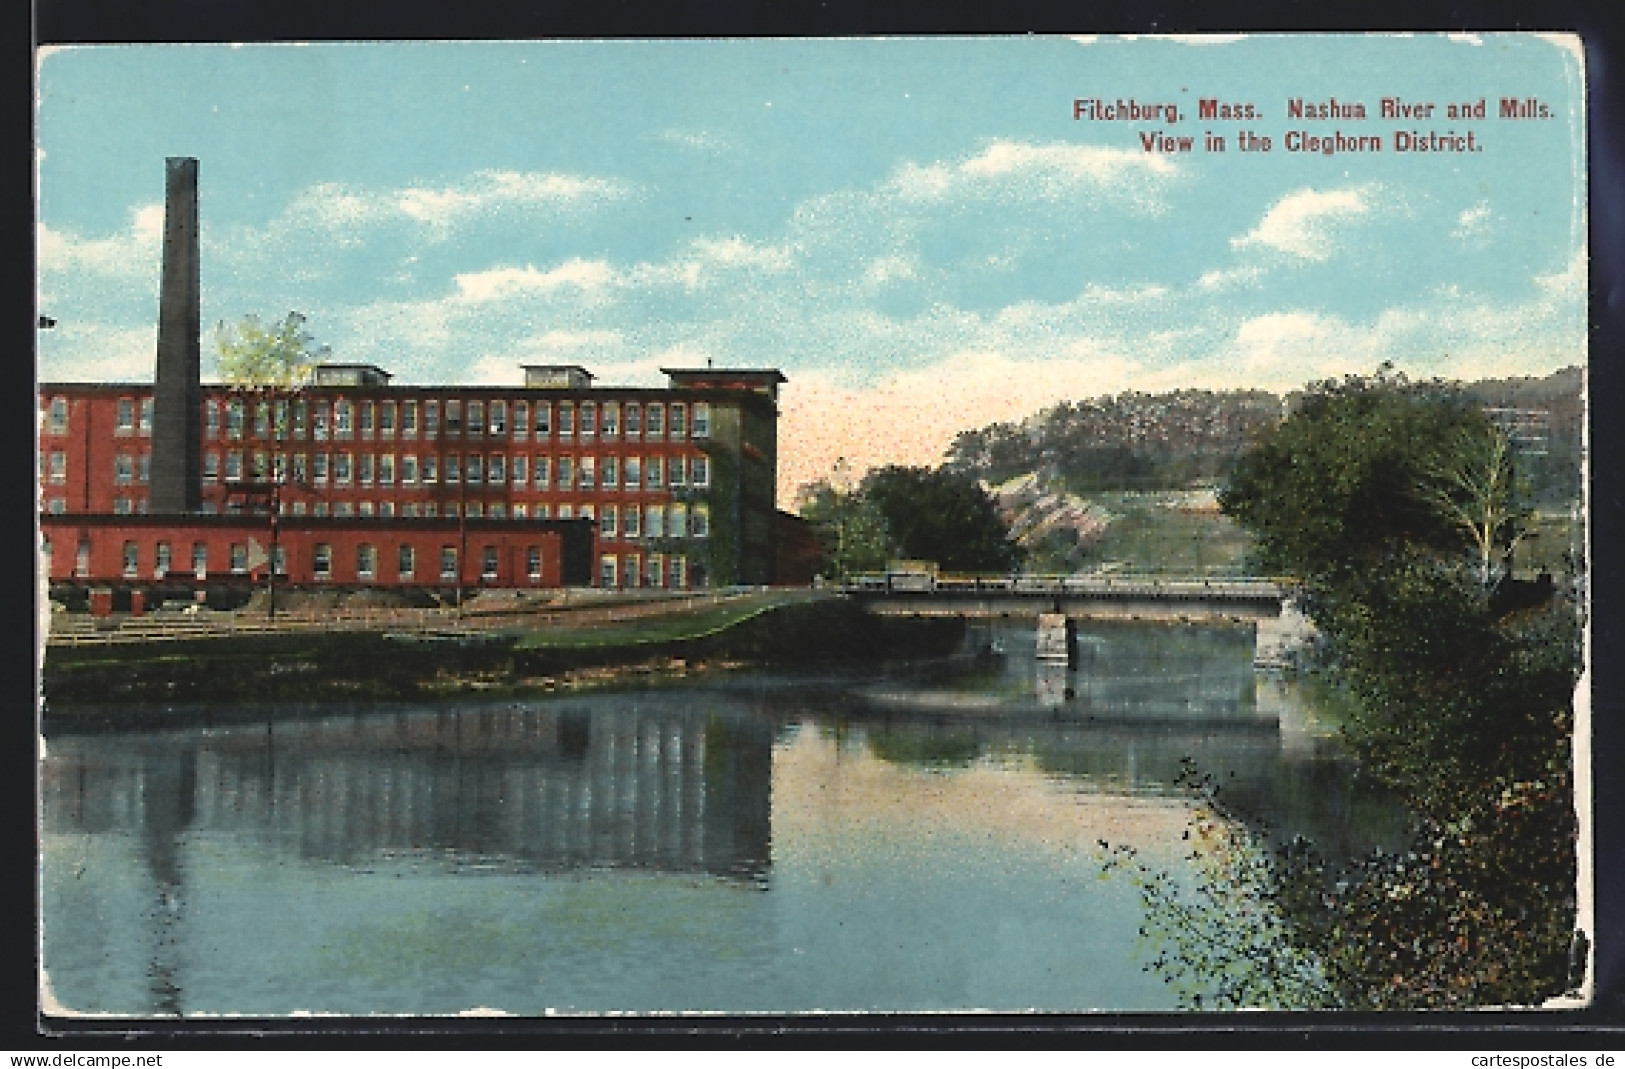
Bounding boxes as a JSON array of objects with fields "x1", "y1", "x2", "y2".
[
  {"x1": 41, "y1": 396, "x2": 714, "y2": 443},
  {"x1": 200, "y1": 451, "x2": 710, "y2": 491},
  {"x1": 76, "y1": 539, "x2": 544, "y2": 582},
  {"x1": 278, "y1": 501, "x2": 710, "y2": 539},
  {"x1": 38, "y1": 492, "x2": 708, "y2": 536},
  {"x1": 197, "y1": 397, "x2": 711, "y2": 444},
  {"x1": 39, "y1": 497, "x2": 147, "y2": 516},
  {"x1": 42, "y1": 449, "x2": 711, "y2": 494},
  {"x1": 44, "y1": 498, "x2": 708, "y2": 542},
  {"x1": 41, "y1": 397, "x2": 156, "y2": 437},
  {"x1": 55, "y1": 538, "x2": 693, "y2": 589}
]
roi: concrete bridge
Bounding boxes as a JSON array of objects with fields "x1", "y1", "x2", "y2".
[
  {"x1": 838, "y1": 574, "x2": 1287, "y2": 620},
  {"x1": 836, "y1": 574, "x2": 1313, "y2": 669}
]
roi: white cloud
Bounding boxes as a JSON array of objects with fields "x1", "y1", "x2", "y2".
[
  {"x1": 1388, "y1": 248, "x2": 1586, "y2": 379},
  {"x1": 648, "y1": 344, "x2": 721, "y2": 371},
  {"x1": 451, "y1": 259, "x2": 618, "y2": 303},
  {"x1": 332, "y1": 298, "x2": 457, "y2": 376},
  {"x1": 276, "y1": 169, "x2": 633, "y2": 244},
  {"x1": 892, "y1": 140, "x2": 1179, "y2": 208},
  {"x1": 283, "y1": 183, "x2": 392, "y2": 238},
  {"x1": 1208, "y1": 248, "x2": 1586, "y2": 393},
  {"x1": 520, "y1": 328, "x2": 624, "y2": 352},
  {"x1": 864, "y1": 255, "x2": 917, "y2": 286},
  {"x1": 1453, "y1": 200, "x2": 1492, "y2": 241},
  {"x1": 37, "y1": 324, "x2": 155, "y2": 382},
  {"x1": 466, "y1": 355, "x2": 524, "y2": 386},
  {"x1": 1535, "y1": 244, "x2": 1586, "y2": 303},
  {"x1": 625, "y1": 236, "x2": 795, "y2": 292},
  {"x1": 37, "y1": 204, "x2": 164, "y2": 277},
  {"x1": 1231, "y1": 185, "x2": 1374, "y2": 261},
  {"x1": 509, "y1": 329, "x2": 633, "y2": 372},
  {"x1": 690, "y1": 236, "x2": 793, "y2": 272},
  {"x1": 395, "y1": 170, "x2": 628, "y2": 228},
  {"x1": 1227, "y1": 311, "x2": 1381, "y2": 377},
  {"x1": 960, "y1": 140, "x2": 1174, "y2": 182},
  {"x1": 1196, "y1": 264, "x2": 1265, "y2": 292},
  {"x1": 568, "y1": 353, "x2": 670, "y2": 388}
]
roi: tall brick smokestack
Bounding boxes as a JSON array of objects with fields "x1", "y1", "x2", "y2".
[{"x1": 150, "y1": 157, "x2": 201, "y2": 513}]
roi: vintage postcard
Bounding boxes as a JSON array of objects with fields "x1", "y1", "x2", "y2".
[{"x1": 36, "y1": 34, "x2": 1589, "y2": 1021}]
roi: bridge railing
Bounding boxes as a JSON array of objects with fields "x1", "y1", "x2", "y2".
[{"x1": 837, "y1": 573, "x2": 1289, "y2": 600}]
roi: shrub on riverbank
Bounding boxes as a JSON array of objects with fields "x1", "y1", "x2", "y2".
[{"x1": 1108, "y1": 368, "x2": 1586, "y2": 1009}]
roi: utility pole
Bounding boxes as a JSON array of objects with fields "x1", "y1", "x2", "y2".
[
  {"x1": 456, "y1": 470, "x2": 467, "y2": 618},
  {"x1": 267, "y1": 478, "x2": 280, "y2": 620}
]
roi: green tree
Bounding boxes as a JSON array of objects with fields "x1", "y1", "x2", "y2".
[
  {"x1": 1414, "y1": 421, "x2": 1531, "y2": 590},
  {"x1": 1218, "y1": 365, "x2": 1488, "y2": 582},
  {"x1": 860, "y1": 465, "x2": 1020, "y2": 573},
  {"x1": 213, "y1": 312, "x2": 326, "y2": 618},
  {"x1": 1179, "y1": 363, "x2": 1587, "y2": 1009},
  {"x1": 215, "y1": 311, "x2": 325, "y2": 389},
  {"x1": 796, "y1": 476, "x2": 891, "y2": 578}
]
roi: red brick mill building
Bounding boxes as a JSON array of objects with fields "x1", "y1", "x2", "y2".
[{"x1": 38, "y1": 158, "x2": 804, "y2": 612}]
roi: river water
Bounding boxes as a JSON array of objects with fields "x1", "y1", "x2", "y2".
[{"x1": 40, "y1": 621, "x2": 1407, "y2": 1016}]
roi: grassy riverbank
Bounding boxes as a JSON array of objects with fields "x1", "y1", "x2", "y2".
[{"x1": 41, "y1": 592, "x2": 965, "y2": 725}]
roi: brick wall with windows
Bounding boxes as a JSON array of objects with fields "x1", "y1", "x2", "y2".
[
  {"x1": 40, "y1": 365, "x2": 782, "y2": 593},
  {"x1": 40, "y1": 514, "x2": 591, "y2": 592}
]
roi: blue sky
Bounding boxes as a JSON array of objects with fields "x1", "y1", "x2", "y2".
[{"x1": 35, "y1": 35, "x2": 1587, "y2": 500}]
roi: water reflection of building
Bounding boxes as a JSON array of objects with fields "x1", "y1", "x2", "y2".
[
  {"x1": 43, "y1": 702, "x2": 772, "y2": 1015},
  {"x1": 43, "y1": 703, "x2": 774, "y2": 883}
]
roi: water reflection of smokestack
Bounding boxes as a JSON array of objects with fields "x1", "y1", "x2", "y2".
[
  {"x1": 139, "y1": 745, "x2": 196, "y2": 1016},
  {"x1": 700, "y1": 715, "x2": 773, "y2": 885},
  {"x1": 558, "y1": 710, "x2": 591, "y2": 761}
]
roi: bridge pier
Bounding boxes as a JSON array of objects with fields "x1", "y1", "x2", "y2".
[
  {"x1": 1035, "y1": 612, "x2": 1078, "y2": 667},
  {"x1": 1253, "y1": 599, "x2": 1316, "y2": 671}
]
